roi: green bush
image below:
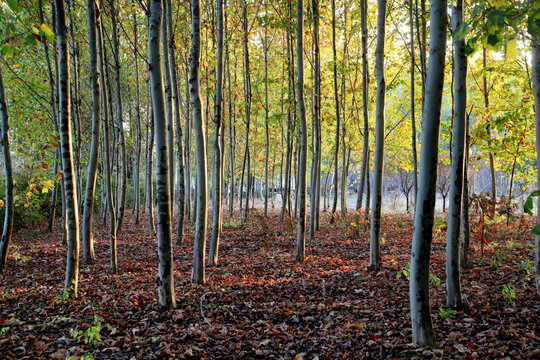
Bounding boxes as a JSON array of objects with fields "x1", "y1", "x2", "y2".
[{"x1": 0, "y1": 169, "x2": 56, "y2": 229}]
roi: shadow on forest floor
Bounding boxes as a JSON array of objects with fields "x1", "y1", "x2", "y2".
[{"x1": 0, "y1": 209, "x2": 539, "y2": 359}]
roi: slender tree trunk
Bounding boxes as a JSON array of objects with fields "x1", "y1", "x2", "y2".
[
  {"x1": 460, "y1": 114, "x2": 470, "y2": 268},
  {"x1": 369, "y1": 0, "x2": 387, "y2": 272},
  {"x1": 483, "y1": 48, "x2": 497, "y2": 216},
  {"x1": 191, "y1": 0, "x2": 208, "y2": 285},
  {"x1": 184, "y1": 58, "x2": 192, "y2": 221},
  {"x1": 241, "y1": 2, "x2": 252, "y2": 224},
  {"x1": 56, "y1": 0, "x2": 79, "y2": 297},
  {"x1": 532, "y1": 38, "x2": 540, "y2": 298},
  {"x1": 111, "y1": 0, "x2": 127, "y2": 236},
  {"x1": 330, "y1": 0, "x2": 340, "y2": 223},
  {"x1": 310, "y1": 0, "x2": 321, "y2": 241},
  {"x1": 147, "y1": 104, "x2": 156, "y2": 236},
  {"x1": 446, "y1": 0, "x2": 466, "y2": 309},
  {"x1": 0, "y1": 65, "x2": 14, "y2": 273},
  {"x1": 356, "y1": 0, "x2": 369, "y2": 212},
  {"x1": 82, "y1": 0, "x2": 101, "y2": 263},
  {"x1": 100, "y1": 21, "x2": 117, "y2": 274},
  {"x1": 167, "y1": 0, "x2": 185, "y2": 245},
  {"x1": 149, "y1": 0, "x2": 176, "y2": 308},
  {"x1": 264, "y1": 6, "x2": 270, "y2": 218},
  {"x1": 410, "y1": 0, "x2": 447, "y2": 346},
  {"x1": 162, "y1": 0, "x2": 175, "y2": 220},
  {"x1": 410, "y1": 0, "x2": 418, "y2": 203},
  {"x1": 209, "y1": 0, "x2": 224, "y2": 266},
  {"x1": 134, "y1": 11, "x2": 142, "y2": 225},
  {"x1": 296, "y1": 0, "x2": 307, "y2": 263}
]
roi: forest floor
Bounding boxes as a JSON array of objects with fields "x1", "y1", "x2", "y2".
[{"x1": 0, "y1": 208, "x2": 539, "y2": 359}]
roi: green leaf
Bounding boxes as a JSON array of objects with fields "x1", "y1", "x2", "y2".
[
  {"x1": 452, "y1": 22, "x2": 469, "y2": 41},
  {"x1": 1, "y1": 44, "x2": 14, "y2": 57},
  {"x1": 6, "y1": 0, "x2": 20, "y2": 13},
  {"x1": 39, "y1": 24, "x2": 55, "y2": 42},
  {"x1": 524, "y1": 190, "x2": 540, "y2": 216},
  {"x1": 24, "y1": 34, "x2": 38, "y2": 46},
  {"x1": 533, "y1": 223, "x2": 540, "y2": 236}
]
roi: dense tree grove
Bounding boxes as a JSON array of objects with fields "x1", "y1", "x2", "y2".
[{"x1": 0, "y1": 0, "x2": 539, "y2": 353}]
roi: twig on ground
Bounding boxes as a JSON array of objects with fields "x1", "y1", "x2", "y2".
[{"x1": 200, "y1": 291, "x2": 212, "y2": 327}]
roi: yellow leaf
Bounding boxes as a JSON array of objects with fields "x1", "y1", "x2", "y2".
[{"x1": 506, "y1": 39, "x2": 517, "y2": 60}]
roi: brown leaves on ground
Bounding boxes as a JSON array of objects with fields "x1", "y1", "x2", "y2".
[{"x1": 0, "y1": 209, "x2": 539, "y2": 359}]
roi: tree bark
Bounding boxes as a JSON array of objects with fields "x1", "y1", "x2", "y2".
[
  {"x1": 55, "y1": 0, "x2": 80, "y2": 298},
  {"x1": 369, "y1": 0, "x2": 387, "y2": 272},
  {"x1": 410, "y1": 0, "x2": 447, "y2": 346},
  {"x1": 330, "y1": 0, "x2": 340, "y2": 223},
  {"x1": 310, "y1": 0, "x2": 321, "y2": 241},
  {"x1": 460, "y1": 114, "x2": 470, "y2": 268},
  {"x1": 167, "y1": 0, "x2": 185, "y2": 246},
  {"x1": 134, "y1": 10, "x2": 142, "y2": 225},
  {"x1": 110, "y1": 0, "x2": 127, "y2": 236},
  {"x1": 355, "y1": 0, "x2": 369, "y2": 212},
  {"x1": 82, "y1": 0, "x2": 101, "y2": 264},
  {"x1": 296, "y1": 0, "x2": 307, "y2": 263},
  {"x1": 446, "y1": 0, "x2": 466, "y2": 309},
  {"x1": 0, "y1": 65, "x2": 14, "y2": 274},
  {"x1": 149, "y1": 0, "x2": 176, "y2": 308},
  {"x1": 190, "y1": 0, "x2": 208, "y2": 285},
  {"x1": 162, "y1": 0, "x2": 175, "y2": 221},
  {"x1": 410, "y1": 0, "x2": 418, "y2": 204},
  {"x1": 209, "y1": 0, "x2": 224, "y2": 267},
  {"x1": 532, "y1": 37, "x2": 540, "y2": 298}
]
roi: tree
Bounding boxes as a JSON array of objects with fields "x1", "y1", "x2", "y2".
[
  {"x1": 0, "y1": 64, "x2": 14, "y2": 274},
  {"x1": 355, "y1": 0, "x2": 369, "y2": 213},
  {"x1": 436, "y1": 163, "x2": 450, "y2": 212},
  {"x1": 532, "y1": 23, "x2": 540, "y2": 298},
  {"x1": 149, "y1": 0, "x2": 176, "y2": 309},
  {"x1": 369, "y1": 0, "x2": 387, "y2": 272},
  {"x1": 329, "y1": 0, "x2": 340, "y2": 223},
  {"x1": 296, "y1": 0, "x2": 307, "y2": 263},
  {"x1": 409, "y1": 0, "x2": 448, "y2": 346},
  {"x1": 191, "y1": 0, "x2": 208, "y2": 285},
  {"x1": 209, "y1": 0, "x2": 224, "y2": 267},
  {"x1": 446, "y1": 0, "x2": 466, "y2": 309},
  {"x1": 81, "y1": 0, "x2": 101, "y2": 264},
  {"x1": 55, "y1": 0, "x2": 80, "y2": 298}
]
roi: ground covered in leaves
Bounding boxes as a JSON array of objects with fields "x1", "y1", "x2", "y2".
[{"x1": 0, "y1": 209, "x2": 539, "y2": 359}]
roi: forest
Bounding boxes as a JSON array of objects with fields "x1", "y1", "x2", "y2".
[{"x1": 0, "y1": 0, "x2": 539, "y2": 358}]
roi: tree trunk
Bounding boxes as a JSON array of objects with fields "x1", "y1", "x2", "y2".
[
  {"x1": 55, "y1": 0, "x2": 80, "y2": 298},
  {"x1": 111, "y1": 0, "x2": 127, "y2": 236},
  {"x1": 483, "y1": 48, "x2": 497, "y2": 217},
  {"x1": 209, "y1": 0, "x2": 224, "y2": 267},
  {"x1": 82, "y1": 0, "x2": 101, "y2": 264},
  {"x1": 532, "y1": 38, "x2": 540, "y2": 298},
  {"x1": 310, "y1": 0, "x2": 321, "y2": 241},
  {"x1": 460, "y1": 114, "x2": 470, "y2": 268},
  {"x1": 446, "y1": 0, "x2": 466, "y2": 309},
  {"x1": 149, "y1": 0, "x2": 176, "y2": 308},
  {"x1": 264, "y1": 5, "x2": 270, "y2": 218},
  {"x1": 167, "y1": 0, "x2": 185, "y2": 246},
  {"x1": 355, "y1": 0, "x2": 369, "y2": 212},
  {"x1": 100, "y1": 21, "x2": 117, "y2": 274},
  {"x1": 296, "y1": 0, "x2": 307, "y2": 263},
  {"x1": 410, "y1": 0, "x2": 447, "y2": 346},
  {"x1": 134, "y1": 11, "x2": 142, "y2": 225},
  {"x1": 369, "y1": 0, "x2": 387, "y2": 272},
  {"x1": 0, "y1": 65, "x2": 14, "y2": 274},
  {"x1": 410, "y1": 0, "x2": 418, "y2": 204},
  {"x1": 330, "y1": 0, "x2": 340, "y2": 223},
  {"x1": 162, "y1": 0, "x2": 175, "y2": 221},
  {"x1": 190, "y1": 0, "x2": 208, "y2": 285}
]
